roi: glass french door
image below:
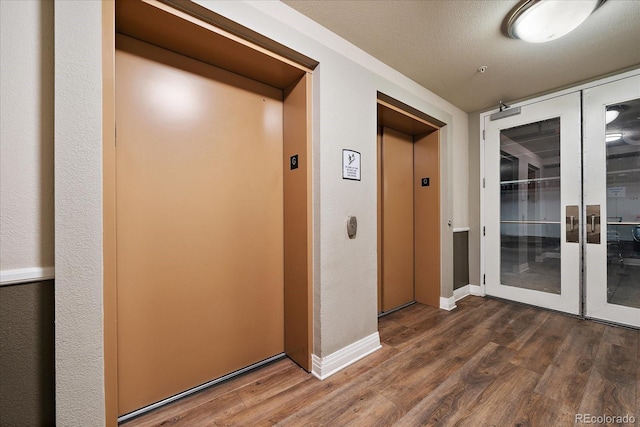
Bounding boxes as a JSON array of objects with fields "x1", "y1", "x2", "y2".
[
  {"x1": 484, "y1": 74, "x2": 640, "y2": 328},
  {"x1": 484, "y1": 92, "x2": 582, "y2": 314},
  {"x1": 584, "y1": 75, "x2": 640, "y2": 328}
]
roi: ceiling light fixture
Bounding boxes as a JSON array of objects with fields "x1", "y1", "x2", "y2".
[
  {"x1": 605, "y1": 133, "x2": 622, "y2": 143},
  {"x1": 507, "y1": 0, "x2": 606, "y2": 43},
  {"x1": 605, "y1": 109, "x2": 620, "y2": 124}
]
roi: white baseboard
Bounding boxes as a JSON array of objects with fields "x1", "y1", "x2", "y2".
[
  {"x1": 470, "y1": 284, "x2": 484, "y2": 296},
  {"x1": 0, "y1": 267, "x2": 55, "y2": 286},
  {"x1": 439, "y1": 295, "x2": 457, "y2": 311},
  {"x1": 514, "y1": 262, "x2": 529, "y2": 273},
  {"x1": 453, "y1": 284, "x2": 470, "y2": 301},
  {"x1": 451, "y1": 284, "x2": 486, "y2": 304},
  {"x1": 311, "y1": 332, "x2": 381, "y2": 380}
]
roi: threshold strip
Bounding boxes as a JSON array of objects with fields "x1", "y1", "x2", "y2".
[
  {"x1": 378, "y1": 301, "x2": 416, "y2": 318},
  {"x1": 118, "y1": 353, "x2": 286, "y2": 424}
]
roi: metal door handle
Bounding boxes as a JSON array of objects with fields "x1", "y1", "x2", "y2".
[
  {"x1": 586, "y1": 205, "x2": 601, "y2": 244},
  {"x1": 566, "y1": 205, "x2": 579, "y2": 243}
]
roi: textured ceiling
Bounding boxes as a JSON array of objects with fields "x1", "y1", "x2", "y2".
[{"x1": 281, "y1": 0, "x2": 640, "y2": 113}]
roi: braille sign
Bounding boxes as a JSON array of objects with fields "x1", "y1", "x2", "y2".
[{"x1": 342, "y1": 149, "x2": 361, "y2": 181}]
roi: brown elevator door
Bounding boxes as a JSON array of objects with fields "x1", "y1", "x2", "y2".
[
  {"x1": 115, "y1": 35, "x2": 284, "y2": 415},
  {"x1": 380, "y1": 127, "x2": 415, "y2": 312}
]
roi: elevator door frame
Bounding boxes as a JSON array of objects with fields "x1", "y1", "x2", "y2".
[
  {"x1": 102, "y1": 0, "x2": 316, "y2": 423},
  {"x1": 377, "y1": 97, "x2": 442, "y2": 313}
]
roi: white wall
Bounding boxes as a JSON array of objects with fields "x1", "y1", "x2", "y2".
[
  {"x1": 0, "y1": 0, "x2": 54, "y2": 284},
  {"x1": 54, "y1": 1, "x2": 105, "y2": 426},
  {"x1": 53, "y1": 0, "x2": 469, "y2": 423}
]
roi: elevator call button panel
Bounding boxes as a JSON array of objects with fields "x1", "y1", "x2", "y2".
[{"x1": 347, "y1": 216, "x2": 357, "y2": 239}]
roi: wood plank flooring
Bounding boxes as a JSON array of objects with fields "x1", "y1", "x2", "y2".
[{"x1": 122, "y1": 296, "x2": 639, "y2": 426}]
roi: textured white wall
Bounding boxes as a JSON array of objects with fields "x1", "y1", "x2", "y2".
[
  {"x1": 54, "y1": 1, "x2": 104, "y2": 426},
  {"x1": 0, "y1": 0, "x2": 54, "y2": 278}
]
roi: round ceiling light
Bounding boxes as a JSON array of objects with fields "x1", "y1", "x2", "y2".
[
  {"x1": 507, "y1": 0, "x2": 605, "y2": 43},
  {"x1": 605, "y1": 109, "x2": 620, "y2": 124},
  {"x1": 605, "y1": 133, "x2": 622, "y2": 143}
]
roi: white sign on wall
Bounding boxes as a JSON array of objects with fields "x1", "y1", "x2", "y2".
[
  {"x1": 342, "y1": 149, "x2": 361, "y2": 181},
  {"x1": 608, "y1": 186, "x2": 626, "y2": 198}
]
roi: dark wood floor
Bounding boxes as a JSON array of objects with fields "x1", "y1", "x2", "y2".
[{"x1": 123, "y1": 296, "x2": 639, "y2": 426}]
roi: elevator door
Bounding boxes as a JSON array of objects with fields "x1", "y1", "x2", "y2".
[
  {"x1": 115, "y1": 35, "x2": 284, "y2": 415},
  {"x1": 379, "y1": 127, "x2": 415, "y2": 312}
]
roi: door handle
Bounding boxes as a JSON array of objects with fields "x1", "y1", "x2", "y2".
[
  {"x1": 566, "y1": 205, "x2": 579, "y2": 243},
  {"x1": 586, "y1": 205, "x2": 601, "y2": 244}
]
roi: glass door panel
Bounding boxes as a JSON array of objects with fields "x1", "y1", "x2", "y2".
[
  {"x1": 485, "y1": 92, "x2": 581, "y2": 315},
  {"x1": 500, "y1": 119, "x2": 561, "y2": 295},
  {"x1": 606, "y1": 99, "x2": 640, "y2": 309},
  {"x1": 584, "y1": 75, "x2": 640, "y2": 327}
]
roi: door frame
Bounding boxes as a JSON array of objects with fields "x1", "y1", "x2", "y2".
[
  {"x1": 479, "y1": 68, "x2": 640, "y2": 318},
  {"x1": 103, "y1": 0, "x2": 317, "y2": 423},
  {"x1": 377, "y1": 94, "x2": 443, "y2": 312},
  {"x1": 482, "y1": 92, "x2": 582, "y2": 315}
]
